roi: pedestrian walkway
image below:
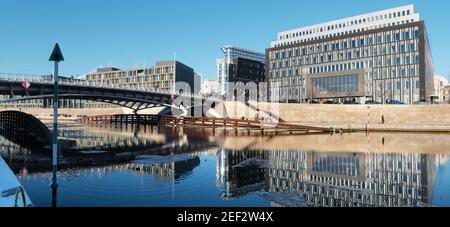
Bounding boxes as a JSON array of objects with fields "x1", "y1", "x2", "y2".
[{"x1": 0, "y1": 157, "x2": 32, "y2": 207}]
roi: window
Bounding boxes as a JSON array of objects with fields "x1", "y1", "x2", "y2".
[
  {"x1": 416, "y1": 80, "x2": 420, "y2": 89},
  {"x1": 397, "y1": 81, "x2": 401, "y2": 90},
  {"x1": 360, "y1": 38, "x2": 365, "y2": 46},
  {"x1": 410, "y1": 43, "x2": 415, "y2": 52},
  {"x1": 415, "y1": 30, "x2": 420, "y2": 38},
  {"x1": 395, "y1": 32, "x2": 401, "y2": 41},
  {"x1": 311, "y1": 74, "x2": 359, "y2": 95},
  {"x1": 405, "y1": 31, "x2": 410, "y2": 40}
]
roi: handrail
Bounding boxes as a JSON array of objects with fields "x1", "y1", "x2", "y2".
[
  {"x1": 0, "y1": 76, "x2": 224, "y2": 102},
  {"x1": 14, "y1": 186, "x2": 27, "y2": 207}
]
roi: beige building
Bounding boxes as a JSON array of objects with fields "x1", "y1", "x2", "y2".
[
  {"x1": 267, "y1": 5, "x2": 434, "y2": 104},
  {"x1": 84, "y1": 60, "x2": 200, "y2": 108},
  {"x1": 433, "y1": 75, "x2": 449, "y2": 103}
]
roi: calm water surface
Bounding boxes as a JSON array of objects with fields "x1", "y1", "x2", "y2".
[{"x1": 1, "y1": 123, "x2": 450, "y2": 207}]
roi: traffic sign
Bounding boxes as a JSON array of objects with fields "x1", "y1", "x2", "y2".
[
  {"x1": 21, "y1": 81, "x2": 30, "y2": 89},
  {"x1": 49, "y1": 43, "x2": 64, "y2": 62}
]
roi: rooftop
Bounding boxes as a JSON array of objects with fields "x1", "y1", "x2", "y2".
[{"x1": 272, "y1": 4, "x2": 420, "y2": 47}]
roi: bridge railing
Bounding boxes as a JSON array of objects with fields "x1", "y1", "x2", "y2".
[{"x1": 0, "y1": 73, "x2": 223, "y2": 102}]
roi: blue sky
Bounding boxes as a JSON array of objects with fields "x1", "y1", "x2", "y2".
[{"x1": 0, "y1": 0, "x2": 449, "y2": 80}]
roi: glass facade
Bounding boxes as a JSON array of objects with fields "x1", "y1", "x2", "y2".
[
  {"x1": 267, "y1": 22, "x2": 433, "y2": 104},
  {"x1": 217, "y1": 46, "x2": 265, "y2": 96},
  {"x1": 312, "y1": 74, "x2": 359, "y2": 95}
]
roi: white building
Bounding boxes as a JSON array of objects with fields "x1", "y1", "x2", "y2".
[
  {"x1": 272, "y1": 4, "x2": 420, "y2": 47},
  {"x1": 433, "y1": 75, "x2": 449, "y2": 103},
  {"x1": 216, "y1": 46, "x2": 265, "y2": 95},
  {"x1": 201, "y1": 79, "x2": 219, "y2": 96}
]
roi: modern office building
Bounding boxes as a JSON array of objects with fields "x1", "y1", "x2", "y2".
[
  {"x1": 85, "y1": 60, "x2": 200, "y2": 94},
  {"x1": 85, "y1": 60, "x2": 200, "y2": 108},
  {"x1": 228, "y1": 57, "x2": 266, "y2": 101},
  {"x1": 433, "y1": 75, "x2": 448, "y2": 103},
  {"x1": 217, "y1": 46, "x2": 265, "y2": 96},
  {"x1": 266, "y1": 5, "x2": 434, "y2": 104}
]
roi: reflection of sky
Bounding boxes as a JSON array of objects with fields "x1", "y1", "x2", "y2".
[
  {"x1": 433, "y1": 158, "x2": 450, "y2": 207},
  {"x1": 19, "y1": 154, "x2": 270, "y2": 207}
]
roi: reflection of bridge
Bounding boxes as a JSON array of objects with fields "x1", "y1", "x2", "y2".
[
  {"x1": 0, "y1": 75, "x2": 221, "y2": 112},
  {"x1": 16, "y1": 148, "x2": 219, "y2": 181},
  {"x1": 2, "y1": 122, "x2": 219, "y2": 174},
  {"x1": 18, "y1": 155, "x2": 202, "y2": 182}
]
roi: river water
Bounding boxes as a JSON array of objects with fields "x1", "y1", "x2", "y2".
[{"x1": 1, "y1": 123, "x2": 450, "y2": 207}]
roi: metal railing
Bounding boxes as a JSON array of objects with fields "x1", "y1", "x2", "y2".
[
  {"x1": 14, "y1": 186, "x2": 28, "y2": 207},
  {"x1": 0, "y1": 73, "x2": 223, "y2": 102}
]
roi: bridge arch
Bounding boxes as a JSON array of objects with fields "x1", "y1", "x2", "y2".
[
  {"x1": 0, "y1": 110, "x2": 51, "y2": 149},
  {"x1": 0, "y1": 94, "x2": 186, "y2": 113}
]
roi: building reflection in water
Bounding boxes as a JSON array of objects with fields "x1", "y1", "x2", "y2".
[
  {"x1": 217, "y1": 149, "x2": 436, "y2": 207},
  {"x1": 216, "y1": 149, "x2": 266, "y2": 199},
  {"x1": 127, "y1": 156, "x2": 201, "y2": 181}
]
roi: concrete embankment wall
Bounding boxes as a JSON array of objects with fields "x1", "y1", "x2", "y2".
[{"x1": 221, "y1": 101, "x2": 450, "y2": 132}]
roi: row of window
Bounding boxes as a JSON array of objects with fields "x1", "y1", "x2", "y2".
[
  {"x1": 271, "y1": 51, "x2": 419, "y2": 70},
  {"x1": 269, "y1": 58, "x2": 419, "y2": 80},
  {"x1": 275, "y1": 21, "x2": 419, "y2": 47},
  {"x1": 280, "y1": 9, "x2": 413, "y2": 41},
  {"x1": 273, "y1": 28, "x2": 419, "y2": 60}
]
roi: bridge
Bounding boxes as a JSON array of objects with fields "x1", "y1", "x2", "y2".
[{"x1": 0, "y1": 74, "x2": 222, "y2": 113}]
